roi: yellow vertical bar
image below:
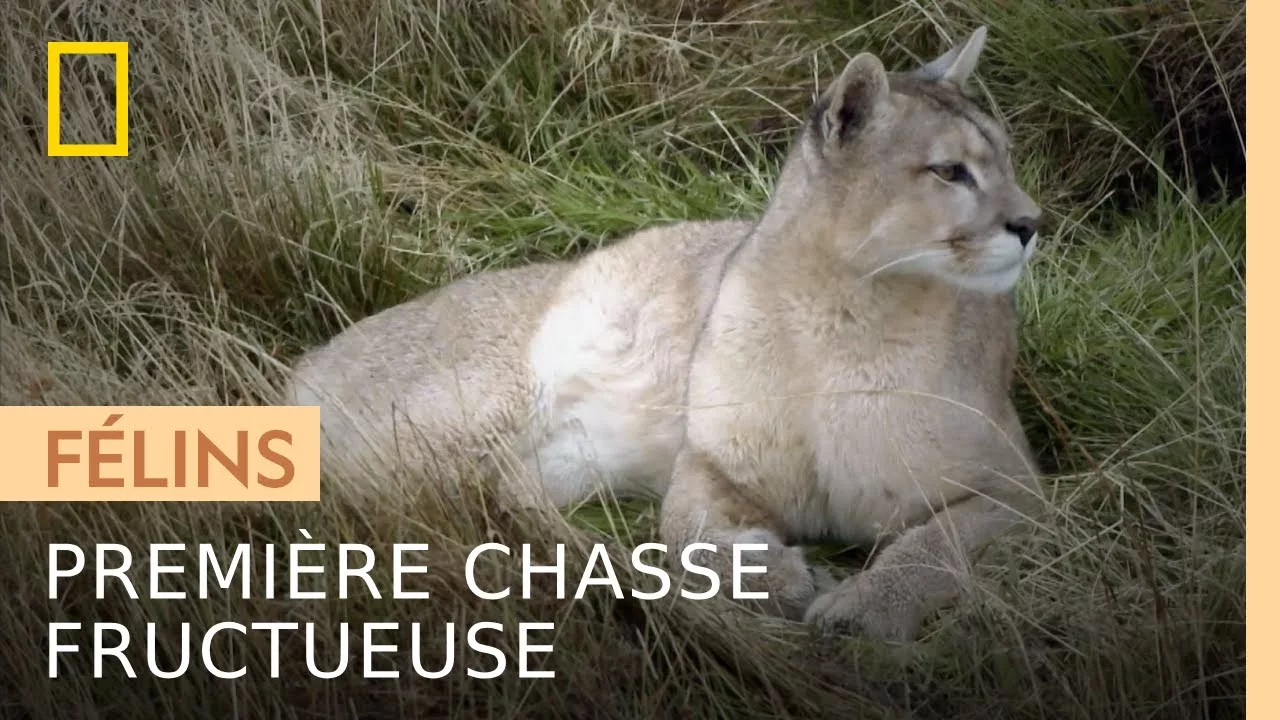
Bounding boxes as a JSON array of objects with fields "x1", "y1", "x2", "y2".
[
  {"x1": 46, "y1": 46, "x2": 61, "y2": 154},
  {"x1": 114, "y1": 44, "x2": 129, "y2": 155}
]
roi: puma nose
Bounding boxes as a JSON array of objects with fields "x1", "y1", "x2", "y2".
[{"x1": 1005, "y1": 216, "x2": 1040, "y2": 247}]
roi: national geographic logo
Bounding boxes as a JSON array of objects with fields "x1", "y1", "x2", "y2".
[{"x1": 46, "y1": 41, "x2": 129, "y2": 157}]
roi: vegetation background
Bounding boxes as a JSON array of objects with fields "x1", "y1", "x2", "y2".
[{"x1": 0, "y1": 0, "x2": 1244, "y2": 718}]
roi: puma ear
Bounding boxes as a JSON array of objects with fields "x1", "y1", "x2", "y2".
[
  {"x1": 914, "y1": 25, "x2": 987, "y2": 89},
  {"x1": 812, "y1": 52, "x2": 890, "y2": 145}
]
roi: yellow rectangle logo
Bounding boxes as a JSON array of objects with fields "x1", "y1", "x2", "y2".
[
  {"x1": 47, "y1": 41, "x2": 129, "y2": 157},
  {"x1": 0, "y1": 406, "x2": 320, "y2": 501}
]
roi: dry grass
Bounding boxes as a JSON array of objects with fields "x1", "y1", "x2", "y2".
[{"x1": 0, "y1": 0, "x2": 1244, "y2": 718}]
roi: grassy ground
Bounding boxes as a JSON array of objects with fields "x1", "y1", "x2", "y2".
[{"x1": 0, "y1": 0, "x2": 1244, "y2": 718}]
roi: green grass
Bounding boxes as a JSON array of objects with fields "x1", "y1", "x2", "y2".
[{"x1": 0, "y1": 0, "x2": 1244, "y2": 718}]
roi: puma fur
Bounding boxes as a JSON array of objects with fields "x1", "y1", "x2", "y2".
[{"x1": 283, "y1": 26, "x2": 1046, "y2": 642}]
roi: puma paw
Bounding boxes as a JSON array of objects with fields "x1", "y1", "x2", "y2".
[{"x1": 802, "y1": 569, "x2": 922, "y2": 644}]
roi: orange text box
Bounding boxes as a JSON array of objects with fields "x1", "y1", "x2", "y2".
[{"x1": 0, "y1": 406, "x2": 320, "y2": 501}]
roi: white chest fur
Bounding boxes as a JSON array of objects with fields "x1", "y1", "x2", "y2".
[
  {"x1": 682, "y1": 269, "x2": 1015, "y2": 546},
  {"x1": 801, "y1": 366, "x2": 1000, "y2": 545}
]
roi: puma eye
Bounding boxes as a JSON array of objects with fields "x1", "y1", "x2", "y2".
[{"x1": 929, "y1": 163, "x2": 971, "y2": 184}]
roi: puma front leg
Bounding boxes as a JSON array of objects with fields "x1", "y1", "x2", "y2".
[
  {"x1": 659, "y1": 449, "x2": 833, "y2": 620},
  {"x1": 805, "y1": 485, "x2": 1041, "y2": 643}
]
